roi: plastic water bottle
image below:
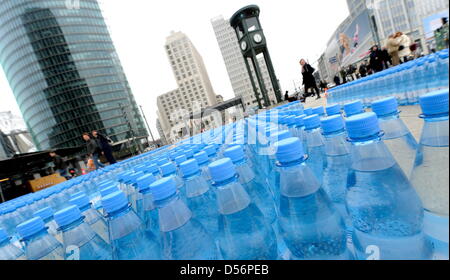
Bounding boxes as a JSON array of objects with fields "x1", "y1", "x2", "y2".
[
  {"x1": 0, "y1": 228, "x2": 25, "y2": 260},
  {"x1": 135, "y1": 174, "x2": 160, "y2": 238},
  {"x1": 208, "y1": 158, "x2": 278, "y2": 260},
  {"x1": 69, "y1": 194, "x2": 109, "y2": 244},
  {"x1": 160, "y1": 162, "x2": 183, "y2": 189},
  {"x1": 33, "y1": 207, "x2": 62, "y2": 243},
  {"x1": 326, "y1": 104, "x2": 341, "y2": 116},
  {"x1": 16, "y1": 217, "x2": 64, "y2": 260},
  {"x1": 320, "y1": 115, "x2": 352, "y2": 230},
  {"x1": 54, "y1": 206, "x2": 112, "y2": 260},
  {"x1": 372, "y1": 97, "x2": 418, "y2": 177},
  {"x1": 150, "y1": 177, "x2": 217, "y2": 260},
  {"x1": 343, "y1": 100, "x2": 365, "y2": 117},
  {"x1": 102, "y1": 190, "x2": 161, "y2": 260},
  {"x1": 179, "y1": 159, "x2": 218, "y2": 235},
  {"x1": 345, "y1": 112, "x2": 433, "y2": 260},
  {"x1": 274, "y1": 137, "x2": 351, "y2": 260},
  {"x1": 223, "y1": 145, "x2": 277, "y2": 226},
  {"x1": 194, "y1": 151, "x2": 212, "y2": 182},
  {"x1": 410, "y1": 90, "x2": 449, "y2": 260},
  {"x1": 312, "y1": 106, "x2": 326, "y2": 119},
  {"x1": 303, "y1": 114, "x2": 326, "y2": 185}
]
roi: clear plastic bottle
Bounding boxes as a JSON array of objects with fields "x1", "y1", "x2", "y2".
[
  {"x1": 372, "y1": 97, "x2": 418, "y2": 177},
  {"x1": 102, "y1": 190, "x2": 161, "y2": 260},
  {"x1": 209, "y1": 158, "x2": 278, "y2": 260},
  {"x1": 33, "y1": 206, "x2": 63, "y2": 244},
  {"x1": 135, "y1": 173, "x2": 160, "y2": 238},
  {"x1": 179, "y1": 159, "x2": 218, "y2": 236},
  {"x1": 54, "y1": 206, "x2": 112, "y2": 260},
  {"x1": 16, "y1": 217, "x2": 64, "y2": 260},
  {"x1": 320, "y1": 115, "x2": 352, "y2": 232},
  {"x1": 303, "y1": 114, "x2": 327, "y2": 185},
  {"x1": 410, "y1": 90, "x2": 449, "y2": 260},
  {"x1": 274, "y1": 137, "x2": 351, "y2": 260},
  {"x1": 345, "y1": 112, "x2": 433, "y2": 260},
  {"x1": 0, "y1": 228, "x2": 25, "y2": 260},
  {"x1": 69, "y1": 193, "x2": 109, "y2": 244},
  {"x1": 150, "y1": 177, "x2": 217, "y2": 260}
]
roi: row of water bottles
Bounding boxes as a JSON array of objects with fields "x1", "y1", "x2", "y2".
[
  {"x1": 327, "y1": 48, "x2": 449, "y2": 107},
  {"x1": 0, "y1": 90, "x2": 448, "y2": 260}
]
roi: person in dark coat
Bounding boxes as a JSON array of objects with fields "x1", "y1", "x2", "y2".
[
  {"x1": 333, "y1": 75, "x2": 341, "y2": 86},
  {"x1": 380, "y1": 47, "x2": 392, "y2": 69},
  {"x1": 359, "y1": 61, "x2": 368, "y2": 78},
  {"x1": 49, "y1": 151, "x2": 70, "y2": 179},
  {"x1": 92, "y1": 130, "x2": 116, "y2": 164},
  {"x1": 299, "y1": 59, "x2": 321, "y2": 100},
  {"x1": 83, "y1": 132, "x2": 105, "y2": 170},
  {"x1": 369, "y1": 45, "x2": 384, "y2": 73}
]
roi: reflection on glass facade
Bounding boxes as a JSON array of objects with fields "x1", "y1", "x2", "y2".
[{"x1": 0, "y1": 0, "x2": 147, "y2": 149}]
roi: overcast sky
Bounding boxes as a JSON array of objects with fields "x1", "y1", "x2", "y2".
[{"x1": 0, "y1": 0, "x2": 349, "y2": 138}]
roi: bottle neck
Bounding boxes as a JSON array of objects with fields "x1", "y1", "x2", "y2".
[
  {"x1": 156, "y1": 193, "x2": 192, "y2": 232},
  {"x1": 305, "y1": 127, "x2": 324, "y2": 147},
  {"x1": 349, "y1": 134, "x2": 396, "y2": 171},
  {"x1": 323, "y1": 130, "x2": 350, "y2": 156},
  {"x1": 277, "y1": 161, "x2": 321, "y2": 198},
  {"x1": 213, "y1": 176, "x2": 251, "y2": 215}
]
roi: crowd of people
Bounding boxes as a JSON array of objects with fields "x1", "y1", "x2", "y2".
[{"x1": 49, "y1": 130, "x2": 116, "y2": 180}]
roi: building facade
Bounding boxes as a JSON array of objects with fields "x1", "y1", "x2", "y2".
[
  {"x1": 211, "y1": 16, "x2": 277, "y2": 110},
  {"x1": 0, "y1": 0, "x2": 147, "y2": 150},
  {"x1": 156, "y1": 31, "x2": 218, "y2": 144}
]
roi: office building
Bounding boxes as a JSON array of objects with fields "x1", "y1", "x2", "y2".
[
  {"x1": 0, "y1": 0, "x2": 147, "y2": 150},
  {"x1": 156, "y1": 31, "x2": 218, "y2": 143}
]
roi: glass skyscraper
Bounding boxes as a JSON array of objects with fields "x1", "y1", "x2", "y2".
[{"x1": 0, "y1": 0, "x2": 147, "y2": 150}]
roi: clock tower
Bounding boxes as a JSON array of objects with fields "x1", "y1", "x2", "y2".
[{"x1": 230, "y1": 5, "x2": 282, "y2": 109}]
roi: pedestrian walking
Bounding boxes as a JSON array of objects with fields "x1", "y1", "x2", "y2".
[
  {"x1": 299, "y1": 59, "x2": 321, "y2": 100},
  {"x1": 82, "y1": 132, "x2": 105, "y2": 170},
  {"x1": 396, "y1": 32, "x2": 412, "y2": 63},
  {"x1": 49, "y1": 151, "x2": 70, "y2": 180},
  {"x1": 369, "y1": 45, "x2": 384, "y2": 73},
  {"x1": 333, "y1": 75, "x2": 341, "y2": 86},
  {"x1": 387, "y1": 34, "x2": 401, "y2": 66},
  {"x1": 358, "y1": 61, "x2": 368, "y2": 78},
  {"x1": 92, "y1": 130, "x2": 116, "y2": 164},
  {"x1": 380, "y1": 47, "x2": 392, "y2": 69}
]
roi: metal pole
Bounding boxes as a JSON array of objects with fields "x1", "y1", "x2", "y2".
[
  {"x1": 244, "y1": 56, "x2": 262, "y2": 109},
  {"x1": 140, "y1": 105, "x2": 155, "y2": 143}
]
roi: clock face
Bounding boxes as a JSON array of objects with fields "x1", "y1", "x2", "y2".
[
  {"x1": 253, "y1": 33, "x2": 262, "y2": 43},
  {"x1": 241, "y1": 41, "x2": 247, "y2": 51}
]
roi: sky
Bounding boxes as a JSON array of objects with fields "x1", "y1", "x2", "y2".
[{"x1": 0, "y1": 0, "x2": 349, "y2": 139}]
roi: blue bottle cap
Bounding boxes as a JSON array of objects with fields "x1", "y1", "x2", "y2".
[
  {"x1": 270, "y1": 130, "x2": 292, "y2": 144},
  {"x1": 136, "y1": 173, "x2": 157, "y2": 192},
  {"x1": 150, "y1": 177, "x2": 177, "y2": 201},
  {"x1": 54, "y1": 206, "x2": 82, "y2": 228},
  {"x1": 346, "y1": 112, "x2": 380, "y2": 139},
  {"x1": 304, "y1": 108, "x2": 313, "y2": 116},
  {"x1": 100, "y1": 185, "x2": 119, "y2": 197},
  {"x1": 33, "y1": 207, "x2": 54, "y2": 221},
  {"x1": 174, "y1": 155, "x2": 187, "y2": 166},
  {"x1": 326, "y1": 104, "x2": 341, "y2": 116},
  {"x1": 223, "y1": 145, "x2": 245, "y2": 163},
  {"x1": 70, "y1": 191, "x2": 85, "y2": 200},
  {"x1": 17, "y1": 217, "x2": 46, "y2": 239},
  {"x1": 371, "y1": 97, "x2": 398, "y2": 117},
  {"x1": 157, "y1": 158, "x2": 169, "y2": 166},
  {"x1": 294, "y1": 115, "x2": 306, "y2": 127},
  {"x1": 160, "y1": 162, "x2": 176, "y2": 176},
  {"x1": 312, "y1": 106, "x2": 325, "y2": 116},
  {"x1": 210, "y1": 158, "x2": 237, "y2": 183},
  {"x1": 180, "y1": 159, "x2": 200, "y2": 177},
  {"x1": 203, "y1": 145, "x2": 216, "y2": 157},
  {"x1": 274, "y1": 137, "x2": 304, "y2": 163},
  {"x1": 0, "y1": 228, "x2": 8, "y2": 243},
  {"x1": 184, "y1": 149, "x2": 194, "y2": 159},
  {"x1": 303, "y1": 114, "x2": 321, "y2": 130},
  {"x1": 321, "y1": 115, "x2": 345, "y2": 134},
  {"x1": 344, "y1": 100, "x2": 364, "y2": 117},
  {"x1": 145, "y1": 163, "x2": 159, "y2": 175},
  {"x1": 69, "y1": 194, "x2": 90, "y2": 209},
  {"x1": 419, "y1": 89, "x2": 449, "y2": 116},
  {"x1": 194, "y1": 151, "x2": 209, "y2": 165},
  {"x1": 101, "y1": 191, "x2": 129, "y2": 214},
  {"x1": 285, "y1": 116, "x2": 297, "y2": 126}
]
